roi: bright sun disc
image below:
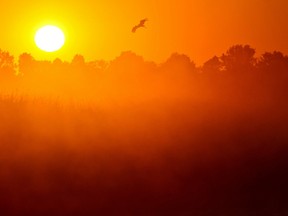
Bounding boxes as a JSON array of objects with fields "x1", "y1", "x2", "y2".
[{"x1": 35, "y1": 25, "x2": 65, "y2": 52}]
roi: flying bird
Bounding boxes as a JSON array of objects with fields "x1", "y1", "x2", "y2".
[{"x1": 132, "y1": 18, "x2": 148, "y2": 33}]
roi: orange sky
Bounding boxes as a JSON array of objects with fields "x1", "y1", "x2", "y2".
[{"x1": 2, "y1": 0, "x2": 288, "y2": 64}]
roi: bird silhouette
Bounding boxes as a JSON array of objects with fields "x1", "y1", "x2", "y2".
[{"x1": 132, "y1": 18, "x2": 148, "y2": 33}]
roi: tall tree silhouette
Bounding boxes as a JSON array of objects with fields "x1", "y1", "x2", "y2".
[
  {"x1": 0, "y1": 50, "x2": 16, "y2": 77},
  {"x1": 71, "y1": 54, "x2": 86, "y2": 75},
  {"x1": 257, "y1": 51, "x2": 288, "y2": 74},
  {"x1": 221, "y1": 45, "x2": 256, "y2": 73},
  {"x1": 202, "y1": 56, "x2": 222, "y2": 75},
  {"x1": 257, "y1": 51, "x2": 288, "y2": 98},
  {"x1": 18, "y1": 53, "x2": 35, "y2": 77},
  {"x1": 163, "y1": 53, "x2": 196, "y2": 72},
  {"x1": 109, "y1": 51, "x2": 145, "y2": 72},
  {"x1": 71, "y1": 54, "x2": 85, "y2": 66}
]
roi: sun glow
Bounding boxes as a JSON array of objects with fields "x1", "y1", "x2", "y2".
[{"x1": 35, "y1": 25, "x2": 65, "y2": 52}]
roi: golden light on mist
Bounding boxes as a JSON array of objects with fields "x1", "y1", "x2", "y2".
[{"x1": 35, "y1": 25, "x2": 65, "y2": 52}]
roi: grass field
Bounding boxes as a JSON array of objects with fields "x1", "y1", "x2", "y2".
[{"x1": 0, "y1": 91, "x2": 287, "y2": 215}]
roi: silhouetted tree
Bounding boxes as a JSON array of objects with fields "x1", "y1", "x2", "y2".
[
  {"x1": 18, "y1": 53, "x2": 35, "y2": 76},
  {"x1": 0, "y1": 50, "x2": 16, "y2": 77},
  {"x1": 53, "y1": 58, "x2": 63, "y2": 65},
  {"x1": 202, "y1": 56, "x2": 222, "y2": 74},
  {"x1": 52, "y1": 58, "x2": 69, "y2": 78},
  {"x1": 256, "y1": 51, "x2": 288, "y2": 98},
  {"x1": 70, "y1": 54, "x2": 87, "y2": 77},
  {"x1": 257, "y1": 51, "x2": 288, "y2": 75},
  {"x1": 105, "y1": 51, "x2": 158, "y2": 97},
  {"x1": 71, "y1": 54, "x2": 85, "y2": 66},
  {"x1": 108, "y1": 51, "x2": 147, "y2": 77},
  {"x1": 221, "y1": 45, "x2": 256, "y2": 73},
  {"x1": 161, "y1": 53, "x2": 196, "y2": 78}
]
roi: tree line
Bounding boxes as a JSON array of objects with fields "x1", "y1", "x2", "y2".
[{"x1": 0, "y1": 44, "x2": 287, "y2": 103}]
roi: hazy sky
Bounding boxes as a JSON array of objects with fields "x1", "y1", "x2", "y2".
[{"x1": 2, "y1": 0, "x2": 288, "y2": 64}]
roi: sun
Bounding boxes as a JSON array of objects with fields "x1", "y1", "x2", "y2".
[{"x1": 35, "y1": 25, "x2": 65, "y2": 52}]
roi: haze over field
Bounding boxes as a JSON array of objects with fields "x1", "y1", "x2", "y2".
[{"x1": 0, "y1": 45, "x2": 288, "y2": 215}]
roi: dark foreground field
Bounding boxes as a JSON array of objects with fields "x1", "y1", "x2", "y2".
[{"x1": 0, "y1": 93, "x2": 287, "y2": 216}]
